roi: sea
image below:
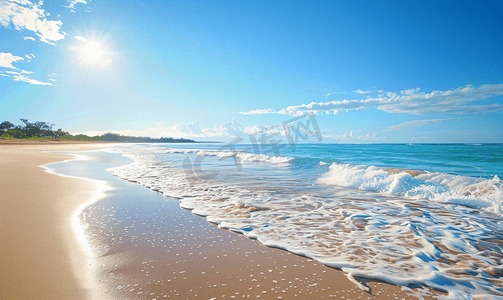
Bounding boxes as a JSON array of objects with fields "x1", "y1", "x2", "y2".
[{"x1": 53, "y1": 142, "x2": 503, "y2": 299}]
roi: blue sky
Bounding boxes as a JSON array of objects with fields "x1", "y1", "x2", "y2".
[{"x1": 1, "y1": 0, "x2": 502, "y2": 143}]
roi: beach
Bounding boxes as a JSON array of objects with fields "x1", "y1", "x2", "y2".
[
  {"x1": 0, "y1": 142, "x2": 113, "y2": 299},
  {"x1": 3, "y1": 142, "x2": 499, "y2": 299},
  {"x1": 1, "y1": 0, "x2": 502, "y2": 298}
]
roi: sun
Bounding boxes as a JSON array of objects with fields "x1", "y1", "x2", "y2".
[
  {"x1": 83, "y1": 42, "x2": 104, "y2": 61},
  {"x1": 72, "y1": 37, "x2": 112, "y2": 68}
]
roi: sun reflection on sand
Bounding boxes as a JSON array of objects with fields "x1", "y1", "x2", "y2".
[{"x1": 41, "y1": 151, "x2": 115, "y2": 300}]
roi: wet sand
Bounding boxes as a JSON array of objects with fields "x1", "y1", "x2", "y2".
[
  {"x1": 0, "y1": 142, "x2": 444, "y2": 299},
  {"x1": 85, "y1": 195, "x2": 444, "y2": 300},
  {"x1": 70, "y1": 150, "x2": 444, "y2": 300},
  {"x1": 0, "y1": 143, "x2": 113, "y2": 300}
]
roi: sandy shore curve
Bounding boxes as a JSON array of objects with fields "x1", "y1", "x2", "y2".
[
  {"x1": 0, "y1": 143, "x2": 113, "y2": 300},
  {"x1": 0, "y1": 142, "x2": 444, "y2": 300}
]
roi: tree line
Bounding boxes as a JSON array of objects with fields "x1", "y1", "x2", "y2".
[
  {"x1": 0, "y1": 119, "x2": 196, "y2": 143},
  {"x1": 0, "y1": 119, "x2": 68, "y2": 139},
  {"x1": 98, "y1": 133, "x2": 195, "y2": 143}
]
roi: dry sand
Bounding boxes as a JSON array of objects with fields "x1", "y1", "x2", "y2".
[
  {"x1": 0, "y1": 142, "x2": 443, "y2": 299},
  {"x1": 0, "y1": 142, "x2": 112, "y2": 300}
]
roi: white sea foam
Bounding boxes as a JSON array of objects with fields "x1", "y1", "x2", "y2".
[
  {"x1": 320, "y1": 163, "x2": 503, "y2": 216},
  {"x1": 106, "y1": 145, "x2": 503, "y2": 299},
  {"x1": 132, "y1": 146, "x2": 296, "y2": 165}
]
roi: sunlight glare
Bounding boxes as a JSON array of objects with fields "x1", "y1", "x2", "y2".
[{"x1": 83, "y1": 42, "x2": 104, "y2": 61}]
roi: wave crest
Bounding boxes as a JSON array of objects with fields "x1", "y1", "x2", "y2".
[{"x1": 320, "y1": 163, "x2": 503, "y2": 215}]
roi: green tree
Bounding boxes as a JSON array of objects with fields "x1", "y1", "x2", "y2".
[
  {"x1": 6, "y1": 129, "x2": 27, "y2": 139},
  {"x1": 19, "y1": 119, "x2": 57, "y2": 137},
  {"x1": 54, "y1": 129, "x2": 69, "y2": 138},
  {"x1": 0, "y1": 121, "x2": 14, "y2": 134}
]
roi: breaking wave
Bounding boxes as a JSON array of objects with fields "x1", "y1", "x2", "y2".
[{"x1": 320, "y1": 163, "x2": 503, "y2": 216}]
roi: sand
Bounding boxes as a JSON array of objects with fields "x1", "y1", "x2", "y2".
[
  {"x1": 0, "y1": 142, "x2": 113, "y2": 300},
  {"x1": 0, "y1": 142, "x2": 443, "y2": 299}
]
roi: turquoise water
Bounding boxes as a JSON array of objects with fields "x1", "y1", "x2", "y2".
[
  {"x1": 67, "y1": 143, "x2": 503, "y2": 299},
  {"x1": 138, "y1": 143, "x2": 503, "y2": 178}
]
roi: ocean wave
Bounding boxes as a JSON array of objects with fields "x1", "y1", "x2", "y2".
[
  {"x1": 137, "y1": 146, "x2": 295, "y2": 165},
  {"x1": 106, "y1": 145, "x2": 503, "y2": 299},
  {"x1": 320, "y1": 162, "x2": 503, "y2": 216}
]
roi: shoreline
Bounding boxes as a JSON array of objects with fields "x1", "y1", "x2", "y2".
[
  {"x1": 0, "y1": 143, "x2": 114, "y2": 300},
  {"x1": 0, "y1": 139, "x2": 113, "y2": 145},
  {"x1": 0, "y1": 143, "x2": 444, "y2": 299}
]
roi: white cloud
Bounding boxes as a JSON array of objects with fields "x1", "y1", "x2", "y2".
[
  {"x1": 74, "y1": 119, "x2": 248, "y2": 141},
  {"x1": 353, "y1": 89, "x2": 372, "y2": 94},
  {"x1": 6, "y1": 0, "x2": 35, "y2": 6},
  {"x1": 74, "y1": 35, "x2": 87, "y2": 42},
  {"x1": 241, "y1": 84, "x2": 503, "y2": 116},
  {"x1": 0, "y1": 0, "x2": 65, "y2": 44},
  {"x1": 12, "y1": 74, "x2": 52, "y2": 85},
  {"x1": 186, "y1": 121, "x2": 203, "y2": 134},
  {"x1": 0, "y1": 52, "x2": 23, "y2": 68},
  {"x1": 277, "y1": 98, "x2": 377, "y2": 116},
  {"x1": 387, "y1": 118, "x2": 457, "y2": 131},
  {"x1": 242, "y1": 125, "x2": 262, "y2": 135},
  {"x1": 74, "y1": 125, "x2": 202, "y2": 140},
  {"x1": 239, "y1": 108, "x2": 277, "y2": 115},
  {"x1": 73, "y1": 117, "x2": 291, "y2": 143},
  {"x1": 176, "y1": 121, "x2": 203, "y2": 135},
  {"x1": 36, "y1": 19, "x2": 64, "y2": 44},
  {"x1": 176, "y1": 123, "x2": 190, "y2": 133},
  {"x1": 379, "y1": 85, "x2": 503, "y2": 115},
  {"x1": 23, "y1": 36, "x2": 35, "y2": 40},
  {"x1": 56, "y1": 115, "x2": 327, "y2": 144},
  {"x1": 0, "y1": 53, "x2": 53, "y2": 85},
  {"x1": 64, "y1": 0, "x2": 87, "y2": 10},
  {"x1": 47, "y1": 72, "x2": 57, "y2": 81},
  {"x1": 203, "y1": 117, "x2": 245, "y2": 137}
]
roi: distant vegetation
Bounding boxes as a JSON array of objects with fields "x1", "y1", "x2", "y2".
[
  {"x1": 0, "y1": 119, "x2": 68, "y2": 140},
  {"x1": 0, "y1": 119, "x2": 196, "y2": 143},
  {"x1": 97, "y1": 133, "x2": 195, "y2": 143}
]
